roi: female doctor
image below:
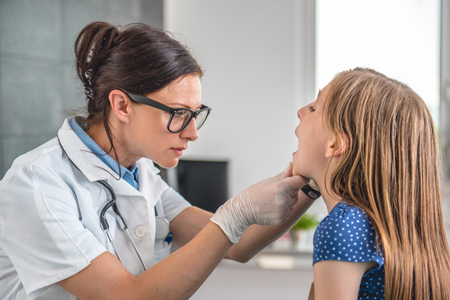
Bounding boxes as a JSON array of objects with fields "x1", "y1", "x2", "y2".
[{"x1": 0, "y1": 22, "x2": 318, "y2": 300}]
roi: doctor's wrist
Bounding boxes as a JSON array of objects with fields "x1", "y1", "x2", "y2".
[
  {"x1": 300, "y1": 179, "x2": 321, "y2": 199},
  {"x1": 210, "y1": 204, "x2": 246, "y2": 244}
]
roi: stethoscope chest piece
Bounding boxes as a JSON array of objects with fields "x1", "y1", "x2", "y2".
[{"x1": 155, "y1": 216, "x2": 170, "y2": 240}]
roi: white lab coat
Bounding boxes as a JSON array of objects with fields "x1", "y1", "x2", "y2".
[{"x1": 0, "y1": 118, "x2": 191, "y2": 299}]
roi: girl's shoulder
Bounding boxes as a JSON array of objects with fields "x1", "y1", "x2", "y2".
[
  {"x1": 326, "y1": 202, "x2": 371, "y2": 225},
  {"x1": 317, "y1": 201, "x2": 376, "y2": 242},
  {"x1": 313, "y1": 201, "x2": 384, "y2": 266}
]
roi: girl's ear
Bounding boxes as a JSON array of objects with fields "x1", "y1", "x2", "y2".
[
  {"x1": 325, "y1": 134, "x2": 349, "y2": 158},
  {"x1": 108, "y1": 90, "x2": 131, "y2": 123}
]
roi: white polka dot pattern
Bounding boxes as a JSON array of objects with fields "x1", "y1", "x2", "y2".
[{"x1": 312, "y1": 202, "x2": 385, "y2": 299}]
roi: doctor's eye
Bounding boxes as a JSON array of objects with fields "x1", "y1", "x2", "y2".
[
  {"x1": 308, "y1": 106, "x2": 316, "y2": 112},
  {"x1": 173, "y1": 110, "x2": 190, "y2": 120}
]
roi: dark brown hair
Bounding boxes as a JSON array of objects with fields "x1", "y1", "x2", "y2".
[{"x1": 74, "y1": 21, "x2": 203, "y2": 161}]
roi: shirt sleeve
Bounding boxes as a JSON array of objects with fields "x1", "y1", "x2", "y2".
[
  {"x1": 160, "y1": 187, "x2": 191, "y2": 222},
  {"x1": 312, "y1": 204, "x2": 384, "y2": 270},
  {"x1": 0, "y1": 165, "x2": 106, "y2": 296}
]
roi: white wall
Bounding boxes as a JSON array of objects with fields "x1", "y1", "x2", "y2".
[
  {"x1": 440, "y1": 0, "x2": 450, "y2": 243},
  {"x1": 164, "y1": 0, "x2": 316, "y2": 197}
]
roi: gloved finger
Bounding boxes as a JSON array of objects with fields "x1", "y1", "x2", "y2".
[
  {"x1": 276, "y1": 192, "x2": 298, "y2": 208},
  {"x1": 278, "y1": 206, "x2": 294, "y2": 224},
  {"x1": 278, "y1": 175, "x2": 309, "y2": 197},
  {"x1": 285, "y1": 196, "x2": 299, "y2": 209},
  {"x1": 282, "y1": 185, "x2": 301, "y2": 200}
]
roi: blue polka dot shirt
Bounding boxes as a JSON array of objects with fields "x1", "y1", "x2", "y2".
[{"x1": 313, "y1": 202, "x2": 385, "y2": 299}]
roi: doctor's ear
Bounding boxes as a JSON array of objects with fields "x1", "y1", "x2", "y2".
[
  {"x1": 108, "y1": 90, "x2": 131, "y2": 123},
  {"x1": 325, "y1": 134, "x2": 349, "y2": 158}
]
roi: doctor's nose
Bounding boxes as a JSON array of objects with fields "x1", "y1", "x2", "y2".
[{"x1": 180, "y1": 118, "x2": 199, "y2": 141}]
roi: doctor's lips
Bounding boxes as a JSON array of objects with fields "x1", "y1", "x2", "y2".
[{"x1": 171, "y1": 147, "x2": 186, "y2": 156}]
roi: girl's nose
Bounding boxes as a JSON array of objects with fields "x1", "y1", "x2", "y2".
[{"x1": 297, "y1": 107, "x2": 304, "y2": 120}]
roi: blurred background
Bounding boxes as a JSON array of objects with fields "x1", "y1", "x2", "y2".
[{"x1": 0, "y1": 0, "x2": 449, "y2": 299}]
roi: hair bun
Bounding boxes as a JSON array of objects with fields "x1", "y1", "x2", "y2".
[{"x1": 74, "y1": 22, "x2": 120, "y2": 101}]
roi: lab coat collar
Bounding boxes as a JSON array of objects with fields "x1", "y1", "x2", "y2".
[
  {"x1": 57, "y1": 117, "x2": 164, "y2": 201},
  {"x1": 137, "y1": 159, "x2": 169, "y2": 208},
  {"x1": 58, "y1": 117, "x2": 117, "y2": 182}
]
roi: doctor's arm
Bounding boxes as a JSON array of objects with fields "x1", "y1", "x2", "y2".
[
  {"x1": 59, "y1": 167, "x2": 305, "y2": 300},
  {"x1": 227, "y1": 191, "x2": 315, "y2": 262},
  {"x1": 170, "y1": 163, "x2": 315, "y2": 263},
  {"x1": 59, "y1": 222, "x2": 233, "y2": 300},
  {"x1": 170, "y1": 192, "x2": 315, "y2": 263}
]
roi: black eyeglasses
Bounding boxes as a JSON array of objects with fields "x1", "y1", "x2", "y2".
[{"x1": 123, "y1": 91, "x2": 211, "y2": 133}]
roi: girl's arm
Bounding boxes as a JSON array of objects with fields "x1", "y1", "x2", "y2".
[{"x1": 313, "y1": 260, "x2": 376, "y2": 300}]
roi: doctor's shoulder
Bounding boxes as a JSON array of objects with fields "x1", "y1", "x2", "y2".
[
  {"x1": 0, "y1": 136, "x2": 87, "y2": 229},
  {"x1": 0, "y1": 137, "x2": 67, "y2": 189}
]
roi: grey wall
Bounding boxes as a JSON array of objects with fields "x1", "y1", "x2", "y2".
[{"x1": 0, "y1": 0, "x2": 163, "y2": 178}]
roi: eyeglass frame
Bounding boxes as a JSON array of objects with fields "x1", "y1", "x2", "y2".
[{"x1": 120, "y1": 90, "x2": 211, "y2": 133}]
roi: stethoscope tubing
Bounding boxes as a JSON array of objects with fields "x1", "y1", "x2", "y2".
[
  {"x1": 57, "y1": 135, "x2": 170, "y2": 272},
  {"x1": 97, "y1": 180, "x2": 148, "y2": 271}
]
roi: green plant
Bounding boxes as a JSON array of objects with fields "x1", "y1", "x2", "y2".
[{"x1": 290, "y1": 213, "x2": 320, "y2": 231}]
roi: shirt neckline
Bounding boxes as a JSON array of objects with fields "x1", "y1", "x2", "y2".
[{"x1": 69, "y1": 117, "x2": 139, "y2": 189}]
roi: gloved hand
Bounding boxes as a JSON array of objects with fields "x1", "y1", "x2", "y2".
[{"x1": 211, "y1": 162, "x2": 308, "y2": 243}]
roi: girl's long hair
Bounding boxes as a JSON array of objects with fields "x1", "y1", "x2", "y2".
[{"x1": 324, "y1": 68, "x2": 450, "y2": 299}]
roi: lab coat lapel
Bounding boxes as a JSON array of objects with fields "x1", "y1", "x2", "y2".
[
  {"x1": 57, "y1": 117, "x2": 142, "y2": 198},
  {"x1": 58, "y1": 118, "x2": 112, "y2": 182},
  {"x1": 103, "y1": 175, "x2": 142, "y2": 198},
  {"x1": 138, "y1": 159, "x2": 167, "y2": 208}
]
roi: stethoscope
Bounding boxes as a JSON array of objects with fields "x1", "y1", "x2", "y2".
[
  {"x1": 97, "y1": 180, "x2": 171, "y2": 271},
  {"x1": 57, "y1": 137, "x2": 171, "y2": 272}
]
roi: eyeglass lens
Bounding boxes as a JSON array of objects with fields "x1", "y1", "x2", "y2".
[{"x1": 169, "y1": 109, "x2": 209, "y2": 132}]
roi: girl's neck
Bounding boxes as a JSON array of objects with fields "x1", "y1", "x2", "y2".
[
  {"x1": 322, "y1": 196, "x2": 341, "y2": 213},
  {"x1": 315, "y1": 180, "x2": 341, "y2": 213},
  {"x1": 316, "y1": 159, "x2": 342, "y2": 213}
]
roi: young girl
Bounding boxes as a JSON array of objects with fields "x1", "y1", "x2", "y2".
[{"x1": 294, "y1": 68, "x2": 450, "y2": 299}]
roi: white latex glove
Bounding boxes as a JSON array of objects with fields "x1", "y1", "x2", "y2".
[{"x1": 211, "y1": 162, "x2": 307, "y2": 243}]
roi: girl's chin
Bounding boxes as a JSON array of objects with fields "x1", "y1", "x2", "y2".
[{"x1": 292, "y1": 165, "x2": 308, "y2": 178}]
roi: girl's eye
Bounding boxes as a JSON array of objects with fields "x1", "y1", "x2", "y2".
[{"x1": 308, "y1": 106, "x2": 315, "y2": 112}]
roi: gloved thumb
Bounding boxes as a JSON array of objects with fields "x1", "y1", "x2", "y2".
[
  {"x1": 267, "y1": 162, "x2": 295, "y2": 183},
  {"x1": 282, "y1": 161, "x2": 294, "y2": 178}
]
